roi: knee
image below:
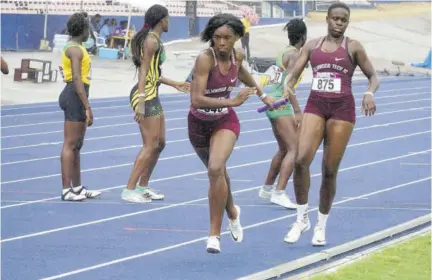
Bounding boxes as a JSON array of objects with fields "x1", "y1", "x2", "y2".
[
  {"x1": 64, "y1": 138, "x2": 84, "y2": 152},
  {"x1": 294, "y1": 153, "x2": 310, "y2": 171},
  {"x1": 146, "y1": 136, "x2": 165, "y2": 154},
  {"x1": 323, "y1": 165, "x2": 338, "y2": 181},
  {"x1": 208, "y1": 161, "x2": 225, "y2": 181}
]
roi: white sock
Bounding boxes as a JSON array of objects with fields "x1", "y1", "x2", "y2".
[
  {"x1": 62, "y1": 188, "x2": 71, "y2": 195},
  {"x1": 296, "y1": 203, "x2": 309, "y2": 224},
  {"x1": 263, "y1": 185, "x2": 273, "y2": 191},
  {"x1": 317, "y1": 212, "x2": 329, "y2": 228}
]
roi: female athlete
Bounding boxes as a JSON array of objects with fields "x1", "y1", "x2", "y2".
[
  {"x1": 122, "y1": 4, "x2": 190, "y2": 203},
  {"x1": 189, "y1": 13, "x2": 274, "y2": 253},
  {"x1": 59, "y1": 12, "x2": 101, "y2": 201},
  {"x1": 283, "y1": 2, "x2": 379, "y2": 246},
  {"x1": 259, "y1": 18, "x2": 307, "y2": 210}
]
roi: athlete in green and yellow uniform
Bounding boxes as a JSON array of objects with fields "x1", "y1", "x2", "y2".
[
  {"x1": 265, "y1": 44, "x2": 303, "y2": 120},
  {"x1": 122, "y1": 4, "x2": 190, "y2": 204},
  {"x1": 258, "y1": 18, "x2": 308, "y2": 209},
  {"x1": 58, "y1": 12, "x2": 101, "y2": 202}
]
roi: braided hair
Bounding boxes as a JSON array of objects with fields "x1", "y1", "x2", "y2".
[
  {"x1": 131, "y1": 4, "x2": 168, "y2": 68},
  {"x1": 67, "y1": 12, "x2": 89, "y2": 37},
  {"x1": 283, "y1": 18, "x2": 307, "y2": 46}
]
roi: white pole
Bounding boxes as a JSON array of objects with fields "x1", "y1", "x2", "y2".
[
  {"x1": 43, "y1": 0, "x2": 49, "y2": 39},
  {"x1": 122, "y1": 3, "x2": 132, "y2": 59},
  {"x1": 302, "y1": 0, "x2": 306, "y2": 18}
]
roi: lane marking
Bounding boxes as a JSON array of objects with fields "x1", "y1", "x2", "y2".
[
  {"x1": 2, "y1": 94, "x2": 428, "y2": 141},
  {"x1": 2, "y1": 115, "x2": 430, "y2": 166},
  {"x1": 1, "y1": 76, "x2": 427, "y2": 112},
  {"x1": 2, "y1": 103, "x2": 430, "y2": 151},
  {"x1": 1, "y1": 150, "x2": 430, "y2": 241},
  {"x1": 1, "y1": 88, "x2": 428, "y2": 129},
  {"x1": 1, "y1": 128, "x2": 429, "y2": 186},
  {"x1": 123, "y1": 227, "x2": 208, "y2": 233},
  {"x1": 37, "y1": 177, "x2": 432, "y2": 280}
]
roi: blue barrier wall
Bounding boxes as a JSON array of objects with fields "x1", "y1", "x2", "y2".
[{"x1": 1, "y1": 15, "x2": 287, "y2": 51}]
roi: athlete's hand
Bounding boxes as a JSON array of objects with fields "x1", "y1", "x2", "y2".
[
  {"x1": 282, "y1": 86, "x2": 295, "y2": 100},
  {"x1": 134, "y1": 92, "x2": 147, "y2": 123},
  {"x1": 85, "y1": 108, "x2": 93, "y2": 127},
  {"x1": 294, "y1": 111, "x2": 302, "y2": 129},
  {"x1": 361, "y1": 93, "x2": 376, "y2": 116},
  {"x1": 233, "y1": 87, "x2": 256, "y2": 106},
  {"x1": 261, "y1": 95, "x2": 275, "y2": 111},
  {"x1": 174, "y1": 81, "x2": 190, "y2": 94}
]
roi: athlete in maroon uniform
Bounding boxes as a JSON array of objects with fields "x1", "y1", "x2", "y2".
[
  {"x1": 283, "y1": 2, "x2": 380, "y2": 246},
  {"x1": 189, "y1": 13, "x2": 274, "y2": 254}
]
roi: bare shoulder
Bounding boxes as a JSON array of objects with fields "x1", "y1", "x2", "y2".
[
  {"x1": 143, "y1": 36, "x2": 159, "y2": 52},
  {"x1": 347, "y1": 38, "x2": 365, "y2": 51},
  {"x1": 194, "y1": 49, "x2": 213, "y2": 72},
  {"x1": 235, "y1": 47, "x2": 246, "y2": 62},
  {"x1": 304, "y1": 37, "x2": 322, "y2": 50}
]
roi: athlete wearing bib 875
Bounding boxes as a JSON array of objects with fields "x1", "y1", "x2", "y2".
[
  {"x1": 189, "y1": 13, "x2": 275, "y2": 254},
  {"x1": 283, "y1": 2, "x2": 380, "y2": 246}
]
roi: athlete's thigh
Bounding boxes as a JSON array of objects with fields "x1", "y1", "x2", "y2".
[
  {"x1": 208, "y1": 129, "x2": 237, "y2": 168},
  {"x1": 274, "y1": 116, "x2": 298, "y2": 151},
  {"x1": 138, "y1": 115, "x2": 162, "y2": 146},
  {"x1": 297, "y1": 113, "x2": 326, "y2": 163},
  {"x1": 322, "y1": 118, "x2": 354, "y2": 169}
]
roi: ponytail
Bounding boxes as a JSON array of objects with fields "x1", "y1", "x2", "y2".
[{"x1": 131, "y1": 24, "x2": 151, "y2": 68}]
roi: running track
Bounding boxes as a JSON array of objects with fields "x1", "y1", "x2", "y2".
[{"x1": 1, "y1": 76, "x2": 431, "y2": 280}]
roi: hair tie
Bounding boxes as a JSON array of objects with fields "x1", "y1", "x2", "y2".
[{"x1": 143, "y1": 23, "x2": 149, "y2": 28}]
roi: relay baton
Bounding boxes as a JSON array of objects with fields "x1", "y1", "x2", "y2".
[{"x1": 257, "y1": 98, "x2": 288, "y2": 113}]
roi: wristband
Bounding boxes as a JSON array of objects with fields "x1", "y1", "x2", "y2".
[
  {"x1": 259, "y1": 93, "x2": 267, "y2": 100},
  {"x1": 365, "y1": 92, "x2": 374, "y2": 96}
]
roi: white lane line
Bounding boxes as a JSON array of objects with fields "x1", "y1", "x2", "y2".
[
  {"x1": 2, "y1": 101, "x2": 430, "y2": 151},
  {"x1": 2, "y1": 151, "x2": 430, "y2": 243},
  {"x1": 1, "y1": 76, "x2": 427, "y2": 112},
  {"x1": 2, "y1": 115, "x2": 430, "y2": 166},
  {"x1": 1, "y1": 87, "x2": 428, "y2": 128},
  {"x1": 1, "y1": 124, "x2": 429, "y2": 186},
  {"x1": 2, "y1": 93, "x2": 428, "y2": 140},
  {"x1": 36, "y1": 176, "x2": 432, "y2": 280},
  {"x1": 0, "y1": 138, "x2": 429, "y2": 210}
]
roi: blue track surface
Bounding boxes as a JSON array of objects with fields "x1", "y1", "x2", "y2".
[{"x1": 1, "y1": 76, "x2": 431, "y2": 280}]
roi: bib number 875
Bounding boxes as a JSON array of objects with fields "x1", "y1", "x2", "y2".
[{"x1": 316, "y1": 78, "x2": 334, "y2": 90}]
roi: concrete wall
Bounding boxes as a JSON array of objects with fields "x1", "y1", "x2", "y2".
[{"x1": 0, "y1": 15, "x2": 287, "y2": 51}]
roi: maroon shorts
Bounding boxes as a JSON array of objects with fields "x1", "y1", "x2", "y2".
[
  {"x1": 188, "y1": 108, "x2": 240, "y2": 148},
  {"x1": 304, "y1": 93, "x2": 356, "y2": 124}
]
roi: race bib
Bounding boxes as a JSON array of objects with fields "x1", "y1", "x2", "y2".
[
  {"x1": 197, "y1": 107, "x2": 228, "y2": 115},
  {"x1": 265, "y1": 65, "x2": 284, "y2": 85},
  {"x1": 311, "y1": 73, "x2": 341, "y2": 93}
]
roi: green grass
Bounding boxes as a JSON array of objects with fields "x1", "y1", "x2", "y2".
[{"x1": 312, "y1": 233, "x2": 431, "y2": 280}]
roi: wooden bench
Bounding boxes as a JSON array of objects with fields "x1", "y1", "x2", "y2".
[{"x1": 14, "y1": 59, "x2": 58, "y2": 83}]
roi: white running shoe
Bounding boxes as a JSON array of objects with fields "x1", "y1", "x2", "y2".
[
  {"x1": 258, "y1": 186, "x2": 273, "y2": 200},
  {"x1": 227, "y1": 205, "x2": 244, "y2": 242},
  {"x1": 136, "y1": 186, "x2": 165, "y2": 200},
  {"x1": 121, "y1": 189, "x2": 152, "y2": 203},
  {"x1": 75, "y1": 186, "x2": 101, "y2": 199},
  {"x1": 270, "y1": 191, "x2": 297, "y2": 209},
  {"x1": 284, "y1": 220, "x2": 311, "y2": 244},
  {"x1": 61, "y1": 188, "x2": 87, "y2": 201},
  {"x1": 206, "y1": 236, "x2": 221, "y2": 254},
  {"x1": 312, "y1": 226, "x2": 326, "y2": 246}
]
